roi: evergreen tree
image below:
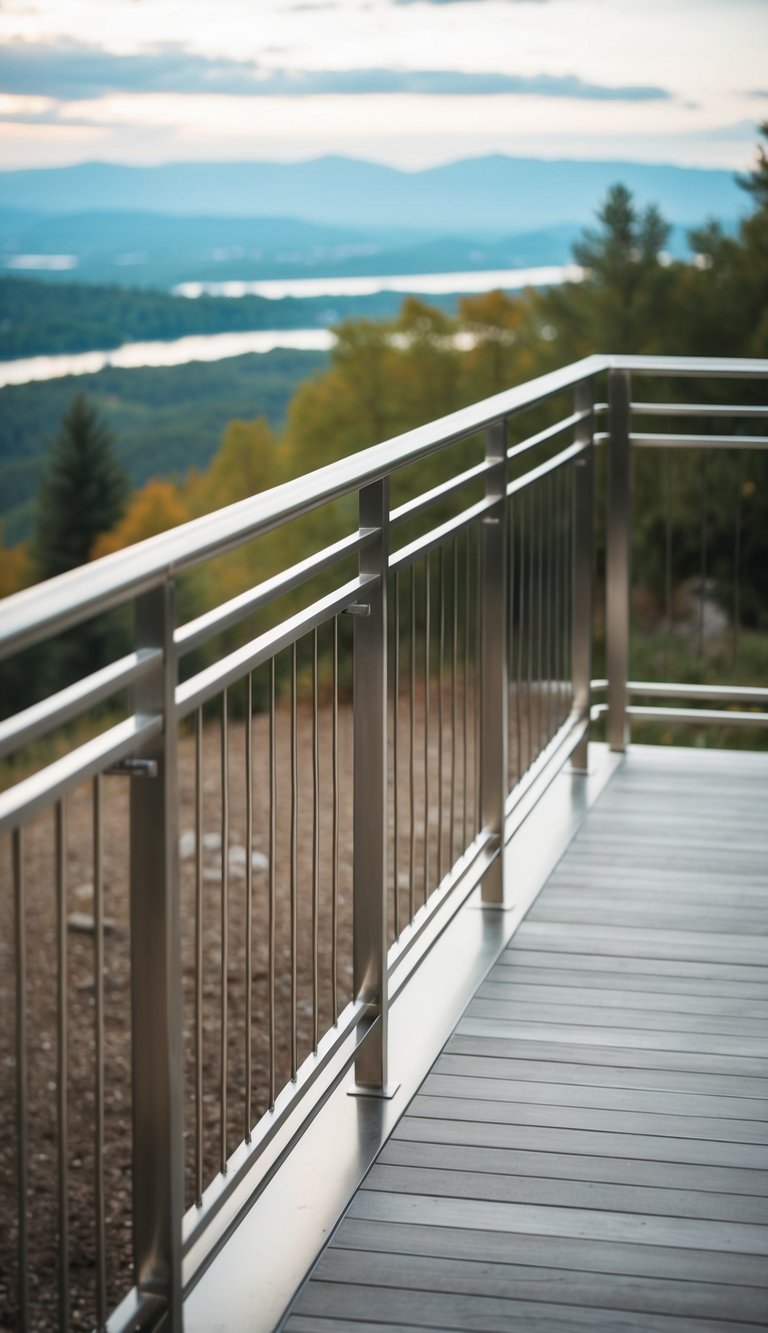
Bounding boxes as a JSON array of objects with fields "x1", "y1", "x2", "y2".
[{"x1": 35, "y1": 394, "x2": 128, "y2": 580}]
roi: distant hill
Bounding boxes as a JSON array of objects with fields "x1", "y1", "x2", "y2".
[{"x1": 0, "y1": 154, "x2": 744, "y2": 234}]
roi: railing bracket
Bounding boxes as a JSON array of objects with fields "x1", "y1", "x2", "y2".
[
  {"x1": 345, "y1": 602, "x2": 371, "y2": 617},
  {"x1": 105, "y1": 757, "x2": 158, "y2": 779}
]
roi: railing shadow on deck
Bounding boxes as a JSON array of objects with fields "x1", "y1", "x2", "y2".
[{"x1": 0, "y1": 354, "x2": 766, "y2": 1331}]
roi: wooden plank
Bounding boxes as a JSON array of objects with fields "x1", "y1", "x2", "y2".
[
  {"x1": 458, "y1": 1016, "x2": 768, "y2": 1059},
  {"x1": 445, "y1": 1033, "x2": 768, "y2": 1078},
  {"x1": 476, "y1": 980, "x2": 768, "y2": 1018},
  {"x1": 465, "y1": 997, "x2": 768, "y2": 1037},
  {"x1": 421, "y1": 1072, "x2": 768, "y2": 1122},
  {"x1": 293, "y1": 1280, "x2": 760, "y2": 1331},
  {"x1": 493, "y1": 950, "x2": 768, "y2": 985},
  {"x1": 329, "y1": 1217, "x2": 768, "y2": 1287},
  {"x1": 313, "y1": 1248, "x2": 768, "y2": 1324},
  {"x1": 360, "y1": 1163, "x2": 768, "y2": 1224},
  {"x1": 347, "y1": 1189, "x2": 768, "y2": 1255},
  {"x1": 438, "y1": 1050, "x2": 768, "y2": 1100},
  {"x1": 393, "y1": 1114, "x2": 768, "y2": 1170},
  {"x1": 378, "y1": 1138, "x2": 768, "y2": 1197}
]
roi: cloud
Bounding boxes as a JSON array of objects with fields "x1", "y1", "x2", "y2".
[{"x1": 0, "y1": 40, "x2": 671, "y2": 103}]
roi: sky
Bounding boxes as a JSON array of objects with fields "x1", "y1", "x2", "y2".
[{"x1": 0, "y1": 0, "x2": 765, "y2": 171}]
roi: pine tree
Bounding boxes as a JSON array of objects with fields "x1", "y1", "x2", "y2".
[{"x1": 35, "y1": 394, "x2": 128, "y2": 580}]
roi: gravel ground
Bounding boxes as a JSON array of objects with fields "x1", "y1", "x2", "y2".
[{"x1": 0, "y1": 673, "x2": 493, "y2": 1331}]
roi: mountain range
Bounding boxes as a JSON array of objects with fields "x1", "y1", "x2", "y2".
[{"x1": 0, "y1": 154, "x2": 744, "y2": 233}]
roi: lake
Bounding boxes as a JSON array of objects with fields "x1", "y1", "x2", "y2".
[{"x1": 0, "y1": 264, "x2": 581, "y2": 388}]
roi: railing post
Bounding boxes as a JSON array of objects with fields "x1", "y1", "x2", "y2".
[
  {"x1": 606, "y1": 368, "x2": 632, "y2": 752},
  {"x1": 571, "y1": 380, "x2": 595, "y2": 771},
  {"x1": 351, "y1": 480, "x2": 396, "y2": 1094},
  {"x1": 130, "y1": 582, "x2": 184, "y2": 1328},
  {"x1": 480, "y1": 421, "x2": 510, "y2": 907}
]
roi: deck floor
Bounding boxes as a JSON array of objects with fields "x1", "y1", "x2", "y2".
[{"x1": 283, "y1": 746, "x2": 768, "y2": 1332}]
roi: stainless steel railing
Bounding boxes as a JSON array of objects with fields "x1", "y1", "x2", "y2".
[{"x1": 0, "y1": 354, "x2": 766, "y2": 1331}]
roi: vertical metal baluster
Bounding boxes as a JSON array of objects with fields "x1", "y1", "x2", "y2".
[
  {"x1": 450, "y1": 537, "x2": 458, "y2": 864},
  {"x1": 437, "y1": 545, "x2": 445, "y2": 884},
  {"x1": 409, "y1": 563, "x2": 416, "y2": 923},
  {"x1": 699, "y1": 451, "x2": 708, "y2": 659},
  {"x1": 55, "y1": 801, "x2": 69, "y2": 1332},
  {"x1": 290, "y1": 642, "x2": 298, "y2": 1080},
  {"x1": 423, "y1": 551, "x2": 431, "y2": 903},
  {"x1": 516, "y1": 492, "x2": 525, "y2": 779},
  {"x1": 312, "y1": 628, "x2": 320, "y2": 1052},
  {"x1": 475, "y1": 523, "x2": 482, "y2": 836},
  {"x1": 480, "y1": 419, "x2": 509, "y2": 906},
  {"x1": 508, "y1": 496, "x2": 516, "y2": 785},
  {"x1": 552, "y1": 470, "x2": 562, "y2": 731},
  {"x1": 93, "y1": 777, "x2": 106, "y2": 1329},
  {"x1": 526, "y1": 486, "x2": 534, "y2": 772},
  {"x1": 331, "y1": 622, "x2": 339, "y2": 1021},
  {"x1": 194, "y1": 708, "x2": 203, "y2": 1204},
  {"x1": 664, "y1": 447, "x2": 673, "y2": 679},
  {"x1": 268, "y1": 658, "x2": 276, "y2": 1106},
  {"x1": 572, "y1": 380, "x2": 595, "y2": 769},
  {"x1": 392, "y1": 575, "x2": 400, "y2": 939},
  {"x1": 220, "y1": 688, "x2": 229, "y2": 1173},
  {"x1": 733, "y1": 469, "x2": 742, "y2": 663},
  {"x1": 245, "y1": 674, "x2": 253, "y2": 1140},
  {"x1": 546, "y1": 472, "x2": 555, "y2": 744},
  {"x1": 536, "y1": 480, "x2": 544, "y2": 757},
  {"x1": 13, "y1": 828, "x2": 28, "y2": 1330},
  {"x1": 463, "y1": 529, "x2": 469, "y2": 851}
]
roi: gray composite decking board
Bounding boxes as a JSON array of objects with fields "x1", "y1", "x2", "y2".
[
  {"x1": 444, "y1": 1034, "x2": 768, "y2": 1078},
  {"x1": 347, "y1": 1191, "x2": 768, "y2": 1255},
  {"x1": 291, "y1": 1282, "x2": 762, "y2": 1332},
  {"x1": 476, "y1": 981, "x2": 768, "y2": 1017},
  {"x1": 457, "y1": 1016, "x2": 768, "y2": 1058},
  {"x1": 285, "y1": 751, "x2": 768, "y2": 1332},
  {"x1": 510, "y1": 922, "x2": 768, "y2": 965},
  {"x1": 492, "y1": 951, "x2": 768, "y2": 984},
  {"x1": 405, "y1": 1094, "x2": 768, "y2": 1146},
  {"x1": 312, "y1": 1250, "x2": 768, "y2": 1324},
  {"x1": 330, "y1": 1218, "x2": 768, "y2": 1288},
  {"x1": 421, "y1": 1072, "x2": 768, "y2": 1121},
  {"x1": 436, "y1": 1052, "x2": 768, "y2": 1100},
  {"x1": 464, "y1": 997, "x2": 768, "y2": 1036},
  {"x1": 378, "y1": 1139, "x2": 768, "y2": 1197},
  {"x1": 361, "y1": 1163, "x2": 768, "y2": 1224},
  {"x1": 394, "y1": 1114, "x2": 768, "y2": 1170}
]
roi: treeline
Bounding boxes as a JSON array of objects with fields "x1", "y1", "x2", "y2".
[{"x1": 0, "y1": 275, "x2": 447, "y2": 361}]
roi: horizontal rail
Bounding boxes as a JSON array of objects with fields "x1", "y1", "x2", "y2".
[
  {"x1": 507, "y1": 409, "x2": 589, "y2": 462},
  {"x1": 506, "y1": 439, "x2": 588, "y2": 498},
  {"x1": 608, "y1": 355, "x2": 768, "y2": 378},
  {"x1": 175, "y1": 575, "x2": 374, "y2": 718},
  {"x1": 389, "y1": 495, "x2": 493, "y2": 573},
  {"x1": 175, "y1": 529, "x2": 371, "y2": 656},
  {"x1": 592, "y1": 702, "x2": 768, "y2": 728},
  {"x1": 389, "y1": 459, "x2": 493, "y2": 529},
  {"x1": 631, "y1": 402, "x2": 768, "y2": 419},
  {"x1": 0, "y1": 649, "x2": 160, "y2": 759},
  {"x1": 631, "y1": 432, "x2": 768, "y2": 450},
  {"x1": 0, "y1": 714, "x2": 162, "y2": 836},
  {"x1": 627, "y1": 681, "x2": 768, "y2": 705}
]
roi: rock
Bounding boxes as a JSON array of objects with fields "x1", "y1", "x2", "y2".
[
  {"x1": 251, "y1": 850, "x2": 269, "y2": 872},
  {"x1": 229, "y1": 844, "x2": 248, "y2": 865},
  {"x1": 67, "y1": 912, "x2": 116, "y2": 935},
  {"x1": 203, "y1": 832, "x2": 222, "y2": 852},
  {"x1": 179, "y1": 830, "x2": 196, "y2": 859},
  {"x1": 74, "y1": 882, "x2": 93, "y2": 901}
]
